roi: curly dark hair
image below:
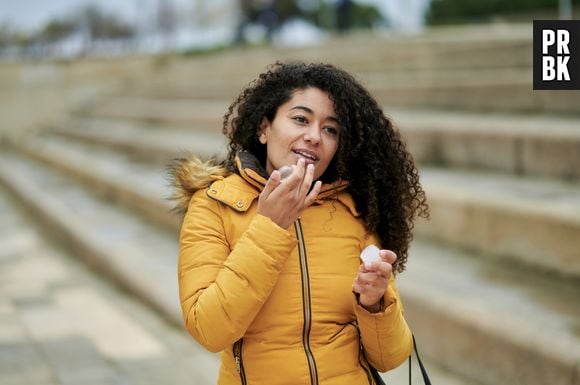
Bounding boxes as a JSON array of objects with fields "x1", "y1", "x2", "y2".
[{"x1": 222, "y1": 61, "x2": 429, "y2": 273}]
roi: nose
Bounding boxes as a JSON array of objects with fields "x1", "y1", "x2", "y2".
[{"x1": 304, "y1": 124, "x2": 321, "y2": 145}]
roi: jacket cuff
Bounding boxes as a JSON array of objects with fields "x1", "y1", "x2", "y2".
[
  {"x1": 246, "y1": 214, "x2": 296, "y2": 264},
  {"x1": 355, "y1": 286, "x2": 400, "y2": 319}
]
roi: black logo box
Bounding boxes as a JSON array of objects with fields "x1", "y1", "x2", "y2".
[{"x1": 533, "y1": 20, "x2": 580, "y2": 90}]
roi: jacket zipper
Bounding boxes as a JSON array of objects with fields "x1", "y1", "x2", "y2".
[
  {"x1": 233, "y1": 339, "x2": 247, "y2": 385},
  {"x1": 351, "y1": 322, "x2": 375, "y2": 385},
  {"x1": 294, "y1": 218, "x2": 319, "y2": 385}
]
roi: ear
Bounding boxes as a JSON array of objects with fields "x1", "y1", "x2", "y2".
[{"x1": 258, "y1": 118, "x2": 269, "y2": 144}]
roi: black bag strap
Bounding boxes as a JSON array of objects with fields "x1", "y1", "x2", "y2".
[
  {"x1": 369, "y1": 334, "x2": 432, "y2": 385},
  {"x1": 409, "y1": 334, "x2": 432, "y2": 385}
]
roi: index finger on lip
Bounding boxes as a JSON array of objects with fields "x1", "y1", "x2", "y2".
[{"x1": 300, "y1": 163, "x2": 315, "y2": 195}]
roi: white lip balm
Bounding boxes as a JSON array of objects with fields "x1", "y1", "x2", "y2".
[
  {"x1": 360, "y1": 245, "x2": 381, "y2": 264},
  {"x1": 278, "y1": 165, "x2": 293, "y2": 181}
]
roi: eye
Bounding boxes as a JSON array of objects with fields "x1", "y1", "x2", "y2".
[
  {"x1": 292, "y1": 116, "x2": 308, "y2": 124},
  {"x1": 323, "y1": 126, "x2": 339, "y2": 136}
]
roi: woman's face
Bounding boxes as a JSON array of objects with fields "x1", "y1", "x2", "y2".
[{"x1": 258, "y1": 87, "x2": 340, "y2": 181}]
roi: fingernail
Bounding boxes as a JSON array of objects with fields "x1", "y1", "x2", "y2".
[{"x1": 364, "y1": 262, "x2": 372, "y2": 270}]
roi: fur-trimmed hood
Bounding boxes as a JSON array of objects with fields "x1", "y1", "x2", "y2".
[{"x1": 168, "y1": 156, "x2": 231, "y2": 214}]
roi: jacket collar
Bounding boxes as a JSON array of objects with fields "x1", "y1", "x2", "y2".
[
  {"x1": 216, "y1": 151, "x2": 359, "y2": 217},
  {"x1": 235, "y1": 151, "x2": 351, "y2": 200}
]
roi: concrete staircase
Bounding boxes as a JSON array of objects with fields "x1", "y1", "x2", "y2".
[{"x1": 1, "y1": 23, "x2": 579, "y2": 385}]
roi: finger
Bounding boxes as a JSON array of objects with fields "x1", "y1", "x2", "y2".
[
  {"x1": 278, "y1": 165, "x2": 293, "y2": 181},
  {"x1": 356, "y1": 272, "x2": 385, "y2": 287},
  {"x1": 379, "y1": 249, "x2": 397, "y2": 265},
  {"x1": 299, "y1": 163, "x2": 315, "y2": 197},
  {"x1": 361, "y1": 261, "x2": 380, "y2": 273},
  {"x1": 352, "y1": 283, "x2": 383, "y2": 303},
  {"x1": 364, "y1": 260, "x2": 393, "y2": 277},
  {"x1": 372, "y1": 262, "x2": 393, "y2": 278},
  {"x1": 303, "y1": 180, "x2": 322, "y2": 208},
  {"x1": 278, "y1": 162, "x2": 304, "y2": 192},
  {"x1": 359, "y1": 261, "x2": 376, "y2": 273},
  {"x1": 261, "y1": 170, "x2": 282, "y2": 200}
]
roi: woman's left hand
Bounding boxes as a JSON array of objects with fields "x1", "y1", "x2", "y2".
[{"x1": 352, "y1": 249, "x2": 397, "y2": 313}]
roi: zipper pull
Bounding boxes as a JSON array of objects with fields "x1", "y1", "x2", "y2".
[{"x1": 235, "y1": 356, "x2": 241, "y2": 373}]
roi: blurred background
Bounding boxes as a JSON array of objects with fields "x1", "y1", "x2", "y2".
[{"x1": 1, "y1": 1, "x2": 580, "y2": 385}]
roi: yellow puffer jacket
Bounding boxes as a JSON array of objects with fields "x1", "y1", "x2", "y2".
[{"x1": 175, "y1": 153, "x2": 412, "y2": 385}]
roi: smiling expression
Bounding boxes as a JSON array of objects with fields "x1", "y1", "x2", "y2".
[{"x1": 258, "y1": 87, "x2": 340, "y2": 181}]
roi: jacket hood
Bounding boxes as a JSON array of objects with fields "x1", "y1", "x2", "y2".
[
  {"x1": 168, "y1": 156, "x2": 230, "y2": 214},
  {"x1": 169, "y1": 151, "x2": 355, "y2": 215}
]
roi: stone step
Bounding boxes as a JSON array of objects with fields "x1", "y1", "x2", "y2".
[
  {"x1": 0, "y1": 186, "x2": 221, "y2": 385},
  {"x1": 369, "y1": 82, "x2": 580, "y2": 115},
  {"x1": 130, "y1": 67, "x2": 534, "y2": 100},
  {"x1": 401, "y1": 239, "x2": 580, "y2": 385},
  {"x1": 393, "y1": 108, "x2": 580, "y2": 181},
  {"x1": 73, "y1": 97, "x2": 227, "y2": 128},
  {"x1": 145, "y1": 65, "x2": 533, "y2": 90},
  {"x1": 0, "y1": 149, "x2": 181, "y2": 327},
  {"x1": 38, "y1": 116, "x2": 227, "y2": 162},
  {"x1": 9, "y1": 133, "x2": 179, "y2": 231},
  {"x1": 0, "y1": 149, "x2": 478, "y2": 385},
  {"x1": 420, "y1": 166, "x2": 580, "y2": 279},
  {"x1": 128, "y1": 66, "x2": 532, "y2": 92},
  {"x1": 164, "y1": 44, "x2": 530, "y2": 85},
  {"x1": 71, "y1": 100, "x2": 580, "y2": 181},
  {"x1": 161, "y1": 24, "x2": 532, "y2": 79},
  {"x1": 221, "y1": 39, "x2": 533, "y2": 72},
  {"x1": 135, "y1": 63, "x2": 533, "y2": 94},
  {"x1": 10, "y1": 131, "x2": 580, "y2": 279},
  {"x1": 116, "y1": 60, "x2": 580, "y2": 113},
  {"x1": 74, "y1": 98, "x2": 227, "y2": 131}
]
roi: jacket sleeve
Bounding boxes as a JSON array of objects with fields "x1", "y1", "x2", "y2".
[
  {"x1": 355, "y1": 276, "x2": 413, "y2": 371},
  {"x1": 354, "y1": 235, "x2": 413, "y2": 372},
  {"x1": 178, "y1": 189, "x2": 296, "y2": 352}
]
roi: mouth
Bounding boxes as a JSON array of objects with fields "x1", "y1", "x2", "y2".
[{"x1": 292, "y1": 149, "x2": 319, "y2": 163}]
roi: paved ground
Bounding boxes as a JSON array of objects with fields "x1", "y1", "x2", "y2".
[{"x1": 0, "y1": 187, "x2": 219, "y2": 385}]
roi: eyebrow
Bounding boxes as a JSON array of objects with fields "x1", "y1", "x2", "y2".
[{"x1": 289, "y1": 105, "x2": 339, "y2": 123}]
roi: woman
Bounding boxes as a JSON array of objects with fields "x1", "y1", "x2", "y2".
[{"x1": 172, "y1": 61, "x2": 429, "y2": 385}]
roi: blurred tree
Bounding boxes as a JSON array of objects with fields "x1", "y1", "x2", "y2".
[
  {"x1": 235, "y1": 0, "x2": 299, "y2": 43},
  {"x1": 77, "y1": 4, "x2": 135, "y2": 40},
  {"x1": 39, "y1": 19, "x2": 76, "y2": 43},
  {"x1": 0, "y1": 23, "x2": 34, "y2": 51},
  {"x1": 0, "y1": 24, "x2": 12, "y2": 48},
  {"x1": 275, "y1": 0, "x2": 302, "y2": 21},
  {"x1": 428, "y1": 0, "x2": 580, "y2": 24},
  {"x1": 305, "y1": 1, "x2": 382, "y2": 30},
  {"x1": 233, "y1": 0, "x2": 383, "y2": 44}
]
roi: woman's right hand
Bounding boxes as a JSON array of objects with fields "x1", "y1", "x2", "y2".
[{"x1": 257, "y1": 158, "x2": 322, "y2": 229}]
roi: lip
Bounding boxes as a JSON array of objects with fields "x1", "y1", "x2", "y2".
[{"x1": 292, "y1": 148, "x2": 320, "y2": 163}]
